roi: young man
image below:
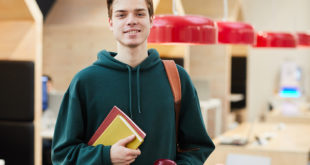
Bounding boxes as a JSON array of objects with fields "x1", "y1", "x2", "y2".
[{"x1": 51, "y1": 0, "x2": 215, "y2": 164}]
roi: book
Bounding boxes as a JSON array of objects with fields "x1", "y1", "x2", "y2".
[{"x1": 88, "y1": 106, "x2": 146, "y2": 149}]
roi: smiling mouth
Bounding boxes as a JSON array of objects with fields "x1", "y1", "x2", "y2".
[{"x1": 124, "y1": 30, "x2": 141, "y2": 34}]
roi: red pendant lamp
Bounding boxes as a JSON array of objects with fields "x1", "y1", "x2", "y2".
[
  {"x1": 297, "y1": 32, "x2": 310, "y2": 47},
  {"x1": 254, "y1": 32, "x2": 297, "y2": 48},
  {"x1": 217, "y1": 21, "x2": 255, "y2": 44},
  {"x1": 148, "y1": 0, "x2": 216, "y2": 44},
  {"x1": 148, "y1": 15, "x2": 216, "y2": 44},
  {"x1": 216, "y1": 0, "x2": 255, "y2": 44}
]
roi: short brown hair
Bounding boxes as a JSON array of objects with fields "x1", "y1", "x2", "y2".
[{"x1": 107, "y1": 0, "x2": 154, "y2": 19}]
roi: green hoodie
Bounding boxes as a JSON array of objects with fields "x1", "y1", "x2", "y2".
[{"x1": 52, "y1": 49, "x2": 215, "y2": 165}]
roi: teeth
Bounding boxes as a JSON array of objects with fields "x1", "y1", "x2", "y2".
[{"x1": 127, "y1": 30, "x2": 139, "y2": 34}]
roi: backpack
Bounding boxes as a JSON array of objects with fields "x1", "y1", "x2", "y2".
[{"x1": 162, "y1": 60, "x2": 182, "y2": 152}]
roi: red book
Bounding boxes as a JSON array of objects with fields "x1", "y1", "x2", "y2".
[{"x1": 88, "y1": 106, "x2": 146, "y2": 149}]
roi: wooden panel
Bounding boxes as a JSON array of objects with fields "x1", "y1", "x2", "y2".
[
  {"x1": 43, "y1": 0, "x2": 116, "y2": 91},
  {"x1": 188, "y1": 45, "x2": 231, "y2": 132},
  {"x1": 45, "y1": 0, "x2": 108, "y2": 26},
  {"x1": 11, "y1": 24, "x2": 36, "y2": 61},
  {"x1": 154, "y1": 0, "x2": 184, "y2": 15},
  {"x1": 148, "y1": 44, "x2": 187, "y2": 58},
  {"x1": 155, "y1": 0, "x2": 173, "y2": 14},
  {"x1": 0, "y1": 21, "x2": 38, "y2": 61},
  {"x1": 43, "y1": 25, "x2": 117, "y2": 91},
  {"x1": 231, "y1": 45, "x2": 248, "y2": 57},
  {"x1": 0, "y1": 21, "x2": 33, "y2": 59},
  {"x1": 0, "y1": 0, "x2": 33, "y2": 20}
]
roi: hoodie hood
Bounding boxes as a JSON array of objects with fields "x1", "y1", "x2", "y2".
[
  {"x1": 94, "y1": 48, "x2": 161, "y2": 71},
  {"x1": 93, "y1": 48, "x2": 161, "y2": 119}
]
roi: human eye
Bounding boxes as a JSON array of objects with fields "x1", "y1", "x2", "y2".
[
  {"x1": 137, "y1": 12, "x2": 146, "y2": 17},
  {"x1": 116, "y1": 12, "x2": 126, "y2": 18}
]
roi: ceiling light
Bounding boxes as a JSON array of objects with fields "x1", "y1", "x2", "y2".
[
  {"x1": 148, "y1": 15, "x2": 216, "y2": 44},
  {"x1": 217, "y1": 21, "x2": 255, "y2": 44},
  {"x1": 254, "y1": 32, "x2": 297, "y2": 48}
]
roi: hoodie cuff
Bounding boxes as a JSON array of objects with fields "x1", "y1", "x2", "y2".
[{"x1": 102, "y1": 145, "x2": 112, "y2": 165}]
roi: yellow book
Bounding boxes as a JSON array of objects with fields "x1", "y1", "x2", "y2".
[
  {"x1": 92, "y1": 115, "x2": 144, "y2": 149},
  {"x1": 88, "y1": 106, "x2": 146, "y2": 149}
]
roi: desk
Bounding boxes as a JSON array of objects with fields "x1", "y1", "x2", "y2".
[
  {"x1": 200, "y1": 99, "x2": 222, "y2": 138},
  {"x1": 204, "y1": 123, "x2": 310, "y2": 165},
  {"x1": 41, "y1": 127, "x2": 54, "y2": 139},
  {"x1": 41, "y1": 111, "x2": 57, "y2": 139},
  {"x1": 41, "y1": 92, "x2": 63, "y2": 139},
  {"x1": 265, "y1": 109, "x2": 310, "y2": 124}
]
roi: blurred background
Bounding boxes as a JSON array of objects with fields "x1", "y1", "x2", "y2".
[{"x1": 0, "y1": 0, "x2": 310, "y2": 165}]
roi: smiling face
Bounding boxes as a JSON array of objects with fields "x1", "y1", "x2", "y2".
[{"x1": 109, "y1": 0, "x2": 153, "y2": 48}]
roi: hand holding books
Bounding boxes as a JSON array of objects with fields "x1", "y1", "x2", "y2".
[
  {"x1": 88, "y1": 106, "x2": 146, "y2": 164},
  {"x1": 88, "y1": 106, "x2": 146, "y2": 149},
  {"x1": 110, "y1": 135, "x2": 141, "y2": 165}
]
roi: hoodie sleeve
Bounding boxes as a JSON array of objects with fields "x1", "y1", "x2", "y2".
[
  {"x1": 175, "y1": 66, "x2": 215, "y2": 165},
  {"x1": 51, "y1": 79, "x2": 112, "y2": 165}
]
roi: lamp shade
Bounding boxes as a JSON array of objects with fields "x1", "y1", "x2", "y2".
[
  {"x1": 148, "y1": 15, "x2": 216, "y2": 44},
  {"x1": 217, "y1": 21, "x2": 255, "y2": 44},
  {"x1": 297, "y1": 32, "x2": 310, "y2": 47},
  {"x1": 254, "y1": 32, "x2": 297, "y2": 48}
]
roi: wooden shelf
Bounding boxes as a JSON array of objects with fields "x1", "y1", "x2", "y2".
[
  {"x1": 0, "y1": 1, "x2": 42, "y2": 165},
  {"x1": 148, "y1": 44, "x2": 187, "y2": 58},
  {"x1": 0, "y1": 21, "x2": 33, "y2": 59},
  {"x1": 45, "y1": 0, "x2": 109, "y2": 27},
  {"x1": 0, "y1": 0, "x2": 33, "y2": 20}
]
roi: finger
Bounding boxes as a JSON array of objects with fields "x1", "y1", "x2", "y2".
[
  {"x1": 116, "y1": 135, "x2": 136, "y2": 146},
  {"x1": 124, "y1": 155, "x2": 137, "y2": 162},
  {"x1": 124, "y1": 148, "x2": 141, "y2": 157},
  {"x1": 126, "y1": 152, "x2": 139, "y2": 160},
  {"x1": 130, "y1": 149, "x2": 141, "y2": 156},
  {"x1": 126, "y1": 158, "x2": 136, "y2": 164}
]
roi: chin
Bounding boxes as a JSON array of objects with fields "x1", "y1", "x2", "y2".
[
  {"x1": 121, "y1": 40, "x2": 146, "y2": 48},
  {"x1": 127, "y1": 44, "x2": 140, "y2": 48}
]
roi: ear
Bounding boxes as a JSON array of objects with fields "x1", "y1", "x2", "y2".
[
  {"x1": 150, "y1": 16, "x2": 154, "y2": 27},
  {"x1": 108, "y1": 18, "x2": 113, "y2": 31}
]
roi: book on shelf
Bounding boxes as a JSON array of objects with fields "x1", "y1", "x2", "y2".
[{"x1": 88, "y1": 106, "x2": 146, "y2": 149}]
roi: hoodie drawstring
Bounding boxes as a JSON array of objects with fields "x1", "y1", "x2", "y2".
[
  {"x1": 126, "y1": 65, "x2": 142, "y2": 119},
  {"x1": 127, "y1": 66, "x2": 133, "y2": 118},
  {"x1": 137, "y1": 66, "x2": 141, "y2": 114}
]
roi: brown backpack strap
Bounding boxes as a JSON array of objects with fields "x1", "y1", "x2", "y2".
[{"x1": 162, "y1": 60, "x2": 182, "y2": 152}]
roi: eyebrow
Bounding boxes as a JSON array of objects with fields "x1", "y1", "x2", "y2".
[
  {"x1": 115, "y1": 10, "x2": 127, "y2": 13},
  {"x1": 114, "y1": 8, "x2": 147, "y2": 13},
  {"x1": 135, "y1": 8, "x2": 147, "y2": 12}
]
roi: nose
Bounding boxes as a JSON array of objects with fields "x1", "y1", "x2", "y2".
[{"x1": 127, "y1": 14, "x2": 137, "y2": 26}]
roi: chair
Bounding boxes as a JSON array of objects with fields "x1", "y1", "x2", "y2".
[{"x1": 0, "y1": 60, "x2": 35, "y2": 165}]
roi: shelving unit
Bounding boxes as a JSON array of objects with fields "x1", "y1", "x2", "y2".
[{"x1": 0, "y1": 0, "x2": 42, "y2": 165}]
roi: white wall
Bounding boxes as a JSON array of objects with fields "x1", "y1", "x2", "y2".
[
  {"x1": 241, "y1": 0, "x2": 310, "y2": 31},
  {"x1": 247, "y1": 48, "x2": 310, "y2": 121}
]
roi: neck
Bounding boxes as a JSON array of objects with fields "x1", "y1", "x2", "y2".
[{"x1": 114, "y1": 42, "x2": 148, "y2": 68}]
